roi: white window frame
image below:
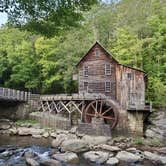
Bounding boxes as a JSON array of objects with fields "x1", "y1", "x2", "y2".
[
  {"x1": 105, "y1": 64, "x2": 111, "y2": 76},
  {"x1": 105, "y1": 81, "x2": 111, "y2": 92},
  {"x1": 83, "y1": 66, "x2": 88, "y2": 77}
]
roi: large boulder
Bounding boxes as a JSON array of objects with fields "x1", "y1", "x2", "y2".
[
  {"x1": 52, "y1": 152, "x2": 79, "y2": 164},
  {"x1": 145, "y1": 111, "x2": 166, "y2": 142},
  {"x1": 82, "y1": 135, "x2": 109, "y2": 146},
  {"x1": 40, "y1": 159, "x2": 62, "y2": 166},
  {"x1": 96, "y1": 144, "x2": 121, "y2": 152},
  {"x1": 17, "y1": 127, "x2": 45, "y2": 136},
  {"x1": 106, "y1": 157, "x2": 119, "y2": 165},
  {"x1": 26, "y1": 158, "x2": 40, "y2": 166},
  {"x1": 61, "y1": 139, "x2": 88, "y2": 153},
  {"x1": 116, "y1": 151, "x2": 141, "y2": 162},
  {"x1": 83, "y1": 151, "x2": 109, "y2": 164},
  {"x1": 144, "y1": 151, "x2": 166, "y2": 165},
  {"x1": 51, "y1": 134, "x2": 67, "y2": 148}
]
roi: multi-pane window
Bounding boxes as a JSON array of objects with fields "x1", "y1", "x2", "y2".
[
  {"x1": 83, "y1": 66, "x2": 88, "y2": 77},
  {"x1": 95, "y1": 49, "x2": 100, "y2": 57},
  {"x1": 105, "y1": 64, "x2": 111, "y2": 75},
  {"x1": 105, "y1": 81, "x2": 111, "y2": 92},
  {"x1": 84, "y1": 82, "x2": 88, "y2": 91},
  {"x1": 127, "y1": 73, "x2": 134, "y2": 80}
]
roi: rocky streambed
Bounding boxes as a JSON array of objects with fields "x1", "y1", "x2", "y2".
[{"x1": 0, "y1": 119, "x2": 166, "y2": 166}]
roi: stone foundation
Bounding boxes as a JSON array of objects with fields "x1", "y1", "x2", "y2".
[
  {"x1": 77, "y1": 118, "x2": 111, "y2": 136},
  {"x1": 30, "y1": 112, "x2": 72, "y2": 130}
]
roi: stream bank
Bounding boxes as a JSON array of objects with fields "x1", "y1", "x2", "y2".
[{"x1": 0, "y1": 118, "x2": 166, "y2": 166}]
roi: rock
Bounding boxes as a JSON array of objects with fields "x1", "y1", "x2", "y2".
[
  {"x1": 82, "y1": 135, "x2": 109, "y2": 146},
  {"x1": 83, "y1": 151, "x2": 109, "y2": 164},
  {"x1": 43, "y1": 132, "x2": 50, "y2": 138},
  {"x1": 0, "y1": 150, "x2": 13, "y2": 159},
  {"x1": 50, "y1": 132, "x2": 57, "y2": 138},
  {"x1": 106, "y1": 157, "x2": 119, "y2": 165},
  {"x1": 51, "y1": 134, "x2": 67, "y2": 148},
  {"x1": 0, "y1": 147, "x2": 5, "y2": 153},
  {"x1": 69, "y1": 126, "x2": 77, "y2": 134},
  {"x1": 61, "y1": 139, "x2": 88, "y2": 153},
  {"x1": 26, "y1": 158, "x2": 40, "y2": 166},
  {"x1": 18, "y1": 127, "x2": 45, "y2": 136},
  {"x1": 52, "y1": 152, "x2": 79, "y2": 164},
  {"x1": 0, "y1": 124, "x2": 11, "y2": 130},
  {"x1": 116, "y1": 151, "x2": 141, "y2": 162},
  {"x1": 145, "y1": 111, "x2": 166, "y2": 141},
  {"x1": 32, "y1": 135, "x2": 42, "y2": 139},
  {"x1": 23, "y1": 150, "x2": 36, "y2": 158},
  {"x1": 156, "y1": 147, "x2": 166, "y2": 154},
  {"x1": 56, "y1": 129, "x2": 69, "y2": 135},
  {"x1": 144, "y1": 151, "x2": 166, "y2": 165},
  {"x1": 9, "y1": 127, "x2": 18, "y2": 135},
  {"x1": 97, "y1": 144, "x2": 121, "y2": 152},
  {"x1": 40, "y1": 159, "x2": 62, "y2": 166}
]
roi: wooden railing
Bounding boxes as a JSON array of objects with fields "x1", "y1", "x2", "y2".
[
  {"x1": 0, "y1": 87, "x2": 30, "y2": 101},
  {"x1": 127, "y1": 100, "x2": 152, "y2": 112}
]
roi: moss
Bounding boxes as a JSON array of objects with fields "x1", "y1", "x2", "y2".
[
  {"x1": 16, "y1": 119, "x2": 38, "y2": 125},
  {"x1": 133, "y1": 137, "x2": 144, "y2": 145}
]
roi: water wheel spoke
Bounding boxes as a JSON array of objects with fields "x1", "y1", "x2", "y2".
[
  {"x1": 99, "y1": 101, "x2": 103, "y2": 114},
  {"x1": 102, "y1": 115, "x2": 115, "y2": 120},
  {"x1": 101, "y1": 107, "x2": 112, "y2": 116},
  {"x1": 84, "y1": 100, "x2": 119, "y2": 129},
  {"x1": 91, "y1": 103, "x2": 97, "y2": 113}
]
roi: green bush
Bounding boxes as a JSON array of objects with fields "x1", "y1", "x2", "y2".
[
  {"x1": 133, "y1": 138, "x2": 144, "y2": 145},
  {"x1": 150, "y1": 138, "x2": 161, "y2": 147}
]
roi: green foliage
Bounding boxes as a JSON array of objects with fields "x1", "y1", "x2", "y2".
[
  {"x1": 0, "y1": 0, "x2": 165, "y2": 107},
  {"x1": 150, "y1": 138, "x2": 161, "y2": 147},
  {"x1": 133, "y1": 138, "x2": 144, "y2": 145},
  {"x1": 1, "y1": 0, "x2": 98, "y2": 36},
  {"x1": 16, "y1": 119, "x2": 38, "y2": 125}
]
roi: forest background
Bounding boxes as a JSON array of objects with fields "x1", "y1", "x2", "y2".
[{"x1": 0, "y1": 0, "x2": 166, "y2": 107}]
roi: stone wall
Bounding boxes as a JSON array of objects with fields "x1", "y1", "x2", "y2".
[
  {"x1": 112, "y1": 109, "x2": 144, "y2": 137},
  {"x1": 0, "y1": 94, "x2": 40, "y2": 120},
  {"x1": 30, "y1": 112, "x2": 72, "y2": 130},
  {"x1": 77, "y1": 118, "x2": 111, "y2": 136}
]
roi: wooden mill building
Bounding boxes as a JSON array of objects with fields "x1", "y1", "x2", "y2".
[
  {"x1": 76, "y1": 42, "x2": 151, "y2": 135},
  {"x1": 76, "y1": 42, "x2": 147, "y2": 111}
]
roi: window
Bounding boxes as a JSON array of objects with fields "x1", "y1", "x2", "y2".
[
  {"x1": 105, "y1": 64, "x2": 111, "y2": 75},
  {"x1": 127, "y1": 73, "x2": 134, "y2": 80},
  {"x1": 83, "y1": 66, "x2": 88, "y2": 77},
  {"x1": 105, "y1": 81, "x2": 111, "y2": 92},
  {"x1": 95, "y1": 49, "x2": 100, "y2": 57},
  {"x1": 84, "y1": 82, "x2": 88, "y2": 91}
]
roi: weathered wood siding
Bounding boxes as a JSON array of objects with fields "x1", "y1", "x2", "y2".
[
  {"x1": 116, "y1": 65, "x2": 145, "y2": 110},
  {"x1": 78, "y1": 43, "x2": 116, "y2": 99}
]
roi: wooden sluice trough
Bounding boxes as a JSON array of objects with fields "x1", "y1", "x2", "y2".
[{"x1": 40, "y1": 93, "x2": 119, "y2": 130}]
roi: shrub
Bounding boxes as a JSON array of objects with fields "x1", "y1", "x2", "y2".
[{"x1": 133, "y1": 138, "x2": 144, "y2": 145}]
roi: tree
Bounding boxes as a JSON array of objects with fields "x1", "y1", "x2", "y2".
[{"x1": 1, "y1": 0, "x2": 98, "y2": 36}]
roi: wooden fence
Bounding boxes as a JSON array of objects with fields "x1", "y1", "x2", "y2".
[{"x1": 0, "y1": 87, "x2": 30, "y2": 101}]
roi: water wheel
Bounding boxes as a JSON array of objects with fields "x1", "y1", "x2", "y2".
[{"x1": 83, "y1": 100, "x2": 119, "y2": 129}]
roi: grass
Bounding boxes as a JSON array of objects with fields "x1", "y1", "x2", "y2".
[
  {"x1": 150, "y1": 138, "x2": 161, "y2": 147},
  {"x1": 133, "y1": 137, "x2": 144, "y2": 145},
  {"x1": 15, "y1": 119, "x2": 39, "y2": 125}
]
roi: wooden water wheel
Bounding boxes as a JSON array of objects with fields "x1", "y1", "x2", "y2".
[{"x1": 83, "y1": 100, "x2": 119, "y2": 129}]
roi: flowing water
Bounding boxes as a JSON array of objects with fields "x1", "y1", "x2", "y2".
[{"x1": 0, "y1": 135, "x2": 160, "y2": 166}]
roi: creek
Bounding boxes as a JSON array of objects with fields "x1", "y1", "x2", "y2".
[{"x1": 0, "y1": 135, "x2": 159, "y2": 166}]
